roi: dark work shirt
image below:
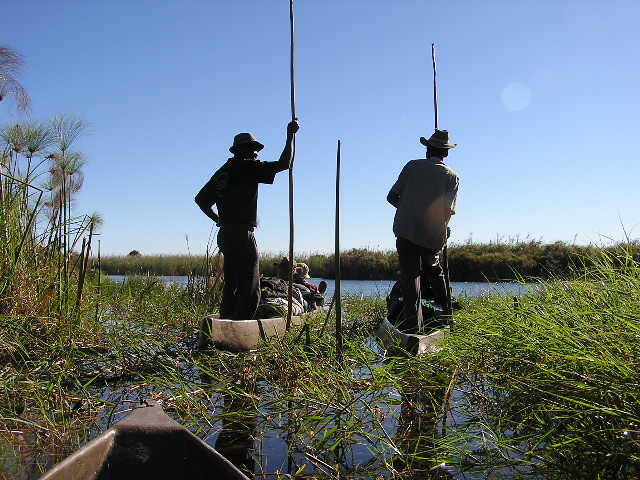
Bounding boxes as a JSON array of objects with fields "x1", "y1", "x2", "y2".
[{"x1": 195, "y1": 157, "x2": 281, "y2": 227}]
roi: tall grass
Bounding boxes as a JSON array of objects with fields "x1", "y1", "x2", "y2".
[
  {"x1": 0, "y1": 116, "x2": 97, "y2": 317},
  {"x1": 0, "y1": 117, "x2": 222, "y2": 478},
  {"x1": 3, "y1": 242, "x2": 640, "y2": 478},
  {"x1": 435, "y1": 246, "x2": 640, "y2": 478}
]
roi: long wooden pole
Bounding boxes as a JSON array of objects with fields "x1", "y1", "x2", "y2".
[
  {"x1": 432, "y1": 43, "x2": 439, "y2": 130},
  {"x1": 286, "y1": 0, "x2": 297, "y2": 330},
  {"x1": 335, "y1": 140, "x2": 343, "y2": 360},
  {"x1": 431, "y1": 43, "x2": 453, "y2": 318}
]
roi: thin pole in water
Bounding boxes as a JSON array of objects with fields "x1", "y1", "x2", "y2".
[
  {"x1": 431, "y1": 43, "x2": 453, "y2": 318},
  {"x1": 286, "y1": 0, "x2": 297, "y2": 330},
  {"x1": 335, "y1": 140, "x2": 343, "y2": 360},
  {"x1": 94, "y1": 239, "x2": 101, "y2": 324}
]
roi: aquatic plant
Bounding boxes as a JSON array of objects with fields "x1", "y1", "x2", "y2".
[
  {"x1": 0, "y1": 46, "x2": 30, "y2": 112},
  {"x1": 436, "y1": 246, "x2": 640, "y2": 478}
]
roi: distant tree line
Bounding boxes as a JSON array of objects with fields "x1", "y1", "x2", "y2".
[{"x1": 99, "y1": 241, "x2": 640, "y2": 281}]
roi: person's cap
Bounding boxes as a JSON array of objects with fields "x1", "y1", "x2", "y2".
[
  {"x1": 229, "y1": 132, "x2": 264, "y2": 154},
  {"x1": 419, "y1": 129, "x2": 457, "y2": 149}
]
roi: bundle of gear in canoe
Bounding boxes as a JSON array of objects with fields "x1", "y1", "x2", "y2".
[{"x1": 256, "y1": 258, "x2": 327, "y2": 319}]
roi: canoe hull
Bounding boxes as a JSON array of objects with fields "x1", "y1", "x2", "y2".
[
  {"x1": 41, "y1": 401, "x2": 249, "y2": 480},
  {"x1": 374, "y1": 318, "x2": 447, "y2": 356},
  {"x1": 198, "y1": 314, "x2": 303, "y2": 352}
]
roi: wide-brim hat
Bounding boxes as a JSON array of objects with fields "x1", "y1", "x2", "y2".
[
  {"x1": 420, "y1": 129, "x2": 457, "y2": 149},
  {"x1": 229, "y1": 132, "x2": 264, "y2": 154}
]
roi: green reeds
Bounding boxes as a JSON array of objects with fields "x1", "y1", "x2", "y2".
[{"x1": 434, "y1": 246, "x2": 640, "y2": 478}]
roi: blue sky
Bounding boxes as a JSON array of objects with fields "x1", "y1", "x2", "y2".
[{"x1": 3, "y1": 0, "x2": 639, "y2": 255}]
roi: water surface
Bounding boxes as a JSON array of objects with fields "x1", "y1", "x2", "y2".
[{"x1": 107, "y1": 275, "x2": 534, "y2": 299}]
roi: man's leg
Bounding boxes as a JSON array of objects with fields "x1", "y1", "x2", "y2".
[
  {"x1": 396, "y1": 237, "x2": 423, "y2": 333},
  {"x1": 232, "y1": 230, "x2": 260, "y2": 320},
  {"x1": 420, "y1": 248, "x2": 448, "y2": 314},
  {"x1": 217, "y1": 227, "x2": 238, "y2": 318}
]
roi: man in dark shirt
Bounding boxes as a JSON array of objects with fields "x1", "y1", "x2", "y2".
[{"x1": 195, "y1": 120, "x2": 299, "y2": 319}]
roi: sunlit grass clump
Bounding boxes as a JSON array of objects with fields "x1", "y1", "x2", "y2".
[{"x1": 438, "y1": 247, "x2": 640, "y2": 478}]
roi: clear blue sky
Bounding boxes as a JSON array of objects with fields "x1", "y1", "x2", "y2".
[{"x1": 3, "y1": 0, "x2": 639, "y2": 255}]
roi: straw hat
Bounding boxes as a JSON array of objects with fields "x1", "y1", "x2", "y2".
[
  {"x1": 293, "y1": 262, "x2": 310, "y2": 279},
  {"x1": 229, "y1": 132, "x2": 264, "y2": 153},
  {"x1": 419, "y1": 129, "x2": 457, "y2": 149}
]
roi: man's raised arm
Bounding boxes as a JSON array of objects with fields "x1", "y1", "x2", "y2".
[{"x1": 274, "y1": 120, "x2": 300, "y2": 172}]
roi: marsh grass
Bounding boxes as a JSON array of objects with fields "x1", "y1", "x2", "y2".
[
  {"x1": 436, "y1": 247, "x2": 640, "y2": 478},
  {"x1": 3, "y1": 172, "x2": 640, "y2": 480}
]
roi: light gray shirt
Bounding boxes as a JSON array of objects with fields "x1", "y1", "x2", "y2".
[{"x1": 388, "y1": 157, "x2": 459, "y2": 250}]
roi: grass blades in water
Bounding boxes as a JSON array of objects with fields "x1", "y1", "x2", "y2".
[{"x1": 2, "y1": 248, "x2": 640, "y2": 479}]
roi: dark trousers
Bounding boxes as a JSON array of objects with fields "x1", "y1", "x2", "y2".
[
  {"x1": 217, "y1": 225, "x2": 260, "y2": 320},
  {"x1": 396, "y1": 237, "x2": 448, "y2": 333}
]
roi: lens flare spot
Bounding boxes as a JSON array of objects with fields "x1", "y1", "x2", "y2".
[{"x1": 501, "y1": 82, "x2": 532, "y2": 112}]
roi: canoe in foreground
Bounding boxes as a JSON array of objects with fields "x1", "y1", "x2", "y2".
[
  {"x1": 374, "y1": 318, "x2": 448, "y2": 356},
  {"x1": 40, "y1": 400, "x2": 249, "y2": 480},
  {"x1": 198, "y1": 314, "x2": 303, "y2": 352}
]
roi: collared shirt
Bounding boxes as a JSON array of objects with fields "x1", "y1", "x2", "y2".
[
  {"x1": 195, "y1": 157, "x2": 281, "y2": 227},
  {"x1": 388, "y1": 157, "x2": 459, "y2": 250}
]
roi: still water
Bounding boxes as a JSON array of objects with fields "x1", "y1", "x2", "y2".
[{"x1": 107, "y1": 275, "x2": 534, "y2": 299}]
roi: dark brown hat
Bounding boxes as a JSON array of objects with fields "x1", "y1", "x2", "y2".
[
  {"x1": 420, "y1": 129, "x2": 457, "y2": 149},
  {"x1": 229, "y1": 132, "x2": 264, "y2": 154}
]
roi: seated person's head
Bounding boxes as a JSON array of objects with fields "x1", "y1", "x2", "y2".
[
  {"x1": 293, "y1": 263, "x2": 310, "y2": 283},
  {"x1": 274, "y1": 257, "x2": 291, "y2": 278}
]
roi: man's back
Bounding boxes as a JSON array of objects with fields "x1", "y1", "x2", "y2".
[
  {"x1": 390, "y1": 158, "x2": 459, "y2": 250},
  {"x1": 195, "y1": 158, "x2": 279, "y2": 227}
]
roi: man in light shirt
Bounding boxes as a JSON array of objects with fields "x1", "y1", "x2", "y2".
[{"x1": 387, "y1": 129, "x2": 459, "y2": 333}]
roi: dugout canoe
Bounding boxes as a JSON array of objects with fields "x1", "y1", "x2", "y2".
[
  {"x1": 40, "y1": 400, "x2": 249, "y2": 480},
  {"x1": 197, "y1": 314, "x2": 303, "y2": 352},
  {"x1": 374, "y1": 318, "x2": 448, "y2": 356}
]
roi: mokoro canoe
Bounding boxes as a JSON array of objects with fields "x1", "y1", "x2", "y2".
[
  {"x1": 198, "y1": 314, "x2": 303, "y2": 352},
  {"x1": 374, "y1": 318, "x2": 448, "y2": 356},
  {"x1": 40, "y1": 400, "x2": 249, "y2": 480}
]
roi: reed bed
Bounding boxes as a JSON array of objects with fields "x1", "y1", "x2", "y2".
[
  {"x1": 3, "y1": 249, "x2": 640, "y2": 478},
  {"x1": 100, "y1": 241, "x2": 640, "y2": 281},
  {"x1": 436, "y1": 247, "x2": 640, "y2": 478}
]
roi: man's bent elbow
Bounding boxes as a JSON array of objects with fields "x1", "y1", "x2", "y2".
[{"x1": 194, "y1": 193, "x2": 208, "y2": 209}]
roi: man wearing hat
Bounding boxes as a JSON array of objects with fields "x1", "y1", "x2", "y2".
[
  {"x1": 195, "y1": 120, "x2": 299, "y2": 320},
  {"x1": 386, "y1": 129, "x2": 459, "y2": 333}
]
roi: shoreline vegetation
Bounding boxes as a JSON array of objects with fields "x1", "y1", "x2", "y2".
[{"x1": 99, "y1": 241, "x2": 640, "y2": 281}]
